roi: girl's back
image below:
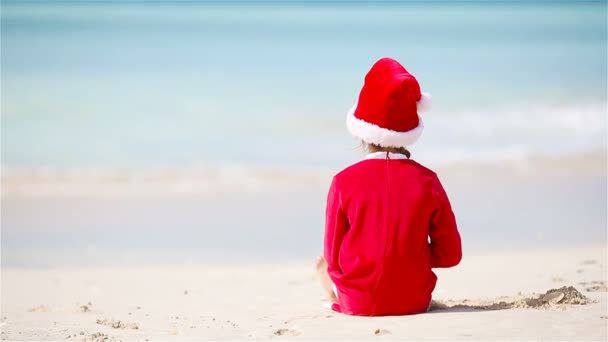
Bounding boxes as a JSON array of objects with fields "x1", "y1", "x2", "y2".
[{"x1": 325, "y1": 152, "x2": 461, "y2": 316}]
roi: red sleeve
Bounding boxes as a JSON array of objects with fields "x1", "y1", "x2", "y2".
[
  {"x1": 323, "y1": 176, "x2": 349, "y2": 276},
  {"x1": 429, "y1": 175, "x2": 462, "y2": 268}
]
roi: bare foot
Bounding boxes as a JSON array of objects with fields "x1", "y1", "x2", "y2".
[{"x1": 315, "y1": 255, "x2": 338, "y2": 302}]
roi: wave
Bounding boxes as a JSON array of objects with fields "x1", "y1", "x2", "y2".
[
  {"x1": 2, "y1": 150, "x2": 605, "y2": 196},
  {"x1": 0, "y1": 165, "x2": 335, "y2": 196},
  {"x1": 420, "y1": 102, "x2": 606, "y2": 152}
]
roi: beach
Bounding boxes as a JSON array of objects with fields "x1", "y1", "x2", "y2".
[
  {"x1": 2, "y1": 246, "x2": 606, "y2": 341},
  {"x1": 2, "y1": 155, "x2": 607, "y2": 340},
  {"x1": 2, "y1": 1, "x2": 607, "y2": 340},
  {"x1": 2, "y1": 153, "x2": 606, "y2": 267}
]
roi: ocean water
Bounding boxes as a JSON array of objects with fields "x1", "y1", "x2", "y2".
[
  {"x1": 1, "y1": 1, "x2": 606, "y2": 169},
  {"x1": 1, "y1": 1, "x2": 607, "y2": 267}
]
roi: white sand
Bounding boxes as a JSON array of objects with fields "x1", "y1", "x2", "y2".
[{"x1": 1, "y1": 246, "x2": 606, "y2": 341}]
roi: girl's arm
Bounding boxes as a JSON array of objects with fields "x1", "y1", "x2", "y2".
[
  {"x1": 323, "y1": 177, "x2": 349, "y2": 277},
  {"x1": 429, "y1": 175, "x2": 462, "y2": 268}
]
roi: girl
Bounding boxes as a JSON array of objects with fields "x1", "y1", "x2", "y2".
[{"x1": 316, "y1": 57, "x2": 462, "y2": 316}]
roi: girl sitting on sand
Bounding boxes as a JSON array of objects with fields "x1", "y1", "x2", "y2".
[{"x1": 316, "y1": 57, "x2": 462, "y2": 316}]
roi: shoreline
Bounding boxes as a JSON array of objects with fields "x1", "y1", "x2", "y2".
[
  {"x1": 2, "y1": 150, "x2": 606, "y2": 197},
  {"x1": 2, "y1": 243, "x2": 606, "y2": 271},
  {"x1": 3, "y1": 151, "x2": 606, "y2": 269}
]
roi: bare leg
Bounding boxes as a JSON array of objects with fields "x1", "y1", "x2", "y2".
[{"x1": 315, "y1": 255, "x2": 338, "y2": 302}]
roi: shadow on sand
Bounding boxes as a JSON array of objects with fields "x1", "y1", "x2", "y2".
[{"x1": 428, "y1": 286, "x2": 591, "y2": 313}]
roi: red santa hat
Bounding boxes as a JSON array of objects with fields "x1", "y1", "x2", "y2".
[{"x1": 347, "y1": 57, "x2": 432, "y2": 148}]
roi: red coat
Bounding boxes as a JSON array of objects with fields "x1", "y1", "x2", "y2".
[{"x1": 324, "y1": 152, "x2": 462, "y2": 316}]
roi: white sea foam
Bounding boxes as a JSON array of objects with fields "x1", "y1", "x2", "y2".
[
  {"x1": 2, "y1": 149, "x2": 605, "y2": 197},
  {"x1": 3, "y1": 101, "x2": 606, "y2": 196},
  {"x1": 0, "y1": 165, "x2": 335, "y2": 197},
  {"x1": 417, "y1": 103, "x2": 607, "y2": 164}
]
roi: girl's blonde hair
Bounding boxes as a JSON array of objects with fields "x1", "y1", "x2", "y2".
[{"x1": 364, "y1": 143, "x2": 411, "y2": 159}]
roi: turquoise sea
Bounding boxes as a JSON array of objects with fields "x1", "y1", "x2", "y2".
[
  {"x1": 1, "y1": 1, "x2": 606, "y2": 267},
  {"x1": 2, "y1": 1, "x2": 606, "y2": 168}
]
